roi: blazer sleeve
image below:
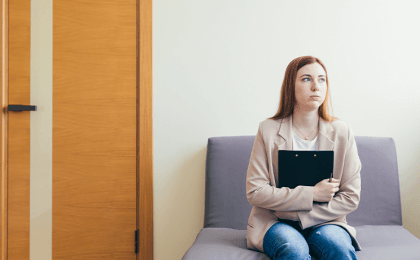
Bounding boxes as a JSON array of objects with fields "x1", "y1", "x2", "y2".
[
  {"x1": 246, "y1": 122, "x2": 314, "y2": 211},
  {"x1": 297, "y1": 124, "x2": 362, "y2": 229}
]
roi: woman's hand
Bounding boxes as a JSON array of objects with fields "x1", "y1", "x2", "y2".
[
  {"x1": 274, "y1": 211, "x2": 299, "y2": 221},
  {"x1": 313, "y1": 178, "x2": 340, "y2": 202}
]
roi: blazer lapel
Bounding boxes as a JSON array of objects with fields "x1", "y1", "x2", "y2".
[{"x1": 276, "y1": 114, "x2": 335, "y2": 151}]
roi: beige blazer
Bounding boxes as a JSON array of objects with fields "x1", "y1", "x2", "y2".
[{"x1": 246, "y1": 114, "x2": 362, "y2": 253}]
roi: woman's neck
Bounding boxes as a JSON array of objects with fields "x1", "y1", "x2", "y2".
[{"x1": 292, "y1": 109, "x2": 320, "y2": 131}]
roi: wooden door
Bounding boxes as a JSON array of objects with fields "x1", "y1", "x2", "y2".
[
  {"x1": 52, "y1": 0, "x2": 137, "y2": 258},
  {"x1": 0, "y1": 0, "x2": 153, "y2": 259}
]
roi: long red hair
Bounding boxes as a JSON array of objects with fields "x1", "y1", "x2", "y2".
[{"x1": 268, "y1": 56, "x2": 339, "y2": 122}]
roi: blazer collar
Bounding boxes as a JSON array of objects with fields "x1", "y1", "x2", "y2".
[{"x1": 277, "y1": 114, "x2": 334, "y2": 151}]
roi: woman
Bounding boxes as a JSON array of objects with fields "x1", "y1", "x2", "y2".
[{"x1": 245, "y1": 56, "x2": 362, "y2": 260}]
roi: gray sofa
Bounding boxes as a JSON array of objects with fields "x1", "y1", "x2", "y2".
[{"x1": 182, "y1": 135, "x2": 420, "y2": 260}]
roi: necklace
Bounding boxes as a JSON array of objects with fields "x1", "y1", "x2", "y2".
[{"x1": 292, "y1": 114, "x2": 319, "y2": 140}]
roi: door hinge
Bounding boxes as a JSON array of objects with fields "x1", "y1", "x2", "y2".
[{"x1": 135, "y1": 229, "x2": 139, "y2": 254}]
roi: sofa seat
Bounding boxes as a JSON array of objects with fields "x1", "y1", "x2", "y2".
[
  {"x1": 354, "y1": 225, "x2": 420, "y2": 259},
  {"x1": 182, "y1": 225, "x2": 420, "y2": 260},
  {"x1": 182, "y1": 228, "x2": 269, "y2": 260}
]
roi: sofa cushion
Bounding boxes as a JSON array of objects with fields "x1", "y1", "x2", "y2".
[
  {"x1": 182, "y1": 226, "x2": 420, "y2": 260},
  {"x1": 346, "y1": 137, "x2": 402, "y2": 226},
  {"x1": 204, "y1": 136, "x2": 254, "y2": 230}
]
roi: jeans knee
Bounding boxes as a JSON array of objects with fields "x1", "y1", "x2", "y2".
[
  {"x1": 273, "y1": 242, "x2": 310, "y2": 259},
  {"x1": 330, "y1": 242, "x2": 357, "y2": 259}
]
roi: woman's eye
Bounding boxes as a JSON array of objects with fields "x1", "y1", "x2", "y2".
[
  {"x1": 303, "y1": 78, "x2": 310, "y2": 82},
  {"x1": 319, "y1": 78, "x2": 325, "y2": 82}
]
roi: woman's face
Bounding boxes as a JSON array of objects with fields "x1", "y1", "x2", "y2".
[{"x1": 294, "y1": 62, "x2": 327, "y2": 111}]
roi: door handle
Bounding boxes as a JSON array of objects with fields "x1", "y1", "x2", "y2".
[{"x1": 8, "y1": 104, "x2": 37, "y2": 111}]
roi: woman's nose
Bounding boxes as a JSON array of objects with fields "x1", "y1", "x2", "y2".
[{"x1": 312, "y1": 81, "x2": 320, "y2": 90}]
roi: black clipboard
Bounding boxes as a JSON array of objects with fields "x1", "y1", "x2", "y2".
[{"x1": 277, "y1": 150, "x2": 334, "y2": 189}]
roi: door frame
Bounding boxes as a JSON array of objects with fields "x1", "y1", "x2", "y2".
[
  {"x1": 0, "y1": 0, "x2": 153, "y2": 259},
  {"x1": 0, "y1": 0, "x2": 7, "y2": 258}
]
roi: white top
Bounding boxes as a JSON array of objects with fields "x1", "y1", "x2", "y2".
[{"x1": 292, "y1": 130, "x2": 319, "y2": 151}]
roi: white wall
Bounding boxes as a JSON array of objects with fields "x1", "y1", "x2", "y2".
[{"x1": 153, "y1": 1, "x2": 420, "y2": 259}]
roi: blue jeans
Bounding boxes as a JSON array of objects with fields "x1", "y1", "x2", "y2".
[{"x1": 263, "y1": 220, "x2": 358, "y2": 260}]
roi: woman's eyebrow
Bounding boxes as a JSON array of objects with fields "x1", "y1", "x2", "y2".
[{"x1": 300, "y1": 74, "x2": 326, "y2": 78}]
